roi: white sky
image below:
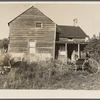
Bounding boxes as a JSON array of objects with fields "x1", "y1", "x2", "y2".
[{"x1": 0, "y1": 2, "x2": 100, "y2": 39}]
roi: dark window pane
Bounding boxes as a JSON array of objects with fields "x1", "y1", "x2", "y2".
[{"x1": 36, "y1": 23, "x2": 42, "y2": 27}]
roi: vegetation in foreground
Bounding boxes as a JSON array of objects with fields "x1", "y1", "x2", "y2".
[{"x1": 0, "y1": 58, "x2": 99, "y2": 90}]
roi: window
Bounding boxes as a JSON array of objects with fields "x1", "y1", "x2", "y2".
[
  {"x1": 36, "y1": 22, "x2": 42, "y2": 28},
  {"x1": 59, "y1": 44, "x2": 66, "y2": 55},
  {"x1": 59, "y1": 44, "x2": 65, "y2": 51},
  {"x1": 68, "y1": 38, "x2": 73, "y2": 39},
  {"x1": 68, "y1": 38, "x2": 74, "y2": 41},
  {"x1": 29, "y1": 41, "x2": 36, "y2": 54}
]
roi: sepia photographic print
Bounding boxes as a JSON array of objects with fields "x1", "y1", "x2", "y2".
[{"x1": 1, "y1": 2, "x2": 100, "y2": 96}]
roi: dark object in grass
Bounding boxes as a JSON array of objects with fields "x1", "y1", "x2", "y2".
[
  {"x1": 76, "y1": 59, "x2": 85, "y2": 70},
  {"x1": 10, "y1": 59, "x2": 21, "y2": 68}
]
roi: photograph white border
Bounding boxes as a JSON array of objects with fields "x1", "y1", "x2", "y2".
[{"x1": 0, "y1": 1, "x2": 100, "y2": 99}]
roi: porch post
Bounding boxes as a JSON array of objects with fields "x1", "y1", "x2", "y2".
[
  {"x1": 78, "y1": 43, "x2": 80, "y2": 59},
  {"x1": 65, "y1": 43, "x2": 67, "y2": 62}
]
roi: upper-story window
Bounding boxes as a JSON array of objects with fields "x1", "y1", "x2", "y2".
[
  {"x1": 36, "y1": 22, "x2": 42, "y2": 28},
  {"x1": 68, "y1": 38, "x2": 74, "y2": 41}
]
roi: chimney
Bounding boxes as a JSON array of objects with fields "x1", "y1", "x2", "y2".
[
  {"x1": 30, "y1": 4, "x2": 36, "y2": 8},
  {"x1": 73, "y1": 18, "x2": 78, "y2": 27},
  {"x1": 30, "y1": 5, "x2": 33, "y2": 7}
]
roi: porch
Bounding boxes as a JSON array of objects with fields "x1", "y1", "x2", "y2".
[{"x1": 55, "y1": 41, "x2": 87, "y2": 62}]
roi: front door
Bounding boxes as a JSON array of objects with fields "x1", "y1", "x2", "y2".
[{"x1": 67, "y1": 44, "x2": 78, "y2": 60}]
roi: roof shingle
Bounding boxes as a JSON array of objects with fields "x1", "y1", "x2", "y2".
[{"x1": 57, "y1": 25, "x2": 87, "y2": 38}]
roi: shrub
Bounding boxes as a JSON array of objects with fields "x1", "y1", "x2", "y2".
[{"x1": 0, "y1": 53, "x2": 11, "y2": 66}]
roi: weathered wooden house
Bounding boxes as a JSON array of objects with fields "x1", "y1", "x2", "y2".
[{"x1": 8, "y1": 6, "x2": 88, "y2": 61}]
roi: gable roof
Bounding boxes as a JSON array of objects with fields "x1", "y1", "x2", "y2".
[
  {"x1": 57, "y1": 25, "x2": 87, "y2": 38},
  {"x1": 8, "y1": 6, "x2": 87, "y2": 38},
  {"x1": 8, "y1": 6, "x2": 54, "y2": 25}
]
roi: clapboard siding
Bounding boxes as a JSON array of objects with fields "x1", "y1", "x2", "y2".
[
  {"x1": 10, "y1": 37, "x2": 54, "y2": 41},
  {"x1": 10, "y1": 41, "x2": 53, "y2": 47},
  {"x1": 10, "y1": 32, "x2": 55, "y2": 36},
  {"x1": 9, "y1": 6, "x2": 56, "y2": 58},
  {"x1": 36, "y1": 42, "x2": 54, "y2": 47},
  {"x1": 36, "y1": 48, "x2": 53, "y2": 53},
  {"x1": 11, "y1": 18, "x2": 53, "y2": 24},
  {"x1": 10, "y1": 47, "x2": 28, "y2": 51}
]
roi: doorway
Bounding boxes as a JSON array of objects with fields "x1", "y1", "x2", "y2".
[{"x1": 67, "y1": 44, "x2": 78, "y2": 60}]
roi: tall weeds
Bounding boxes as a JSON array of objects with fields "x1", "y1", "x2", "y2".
[{"x1": 2, "y1": 58, "x2": 71, "y2": 89}]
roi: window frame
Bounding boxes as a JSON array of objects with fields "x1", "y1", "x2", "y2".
[
  {"x1": 35, "y1": 21, "x2": 43, "y2": 28},
  {"x1": 59, "y1": 44, "x2": 65, "y2": 51}
]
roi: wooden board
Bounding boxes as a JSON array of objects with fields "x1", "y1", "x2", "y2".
[{"x1": 9, "y1": 7, "x2": 56, "y2": 58}]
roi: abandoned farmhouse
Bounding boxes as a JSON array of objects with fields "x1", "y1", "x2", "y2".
[{"x1": 8, "y1": 6, "x2": 88, "y2": 61}]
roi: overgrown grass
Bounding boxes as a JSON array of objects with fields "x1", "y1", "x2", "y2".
[
  {"x1": 0, "y1": 53, "x2": 99, "y2": 89},
  {"x1": 0, "y1": 57, "x2": 99, "y2": 90},
  {"x1": 2, "y1": 59, "x2": 69, "y2": 89}
]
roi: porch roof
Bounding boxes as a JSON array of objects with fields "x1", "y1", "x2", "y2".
[
  {"x1": 56, "y1": 41, "x2": 89, "y2": 44},
  {"x1": 56, "y1": 25, "x2": 88, "y2": 38}
]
